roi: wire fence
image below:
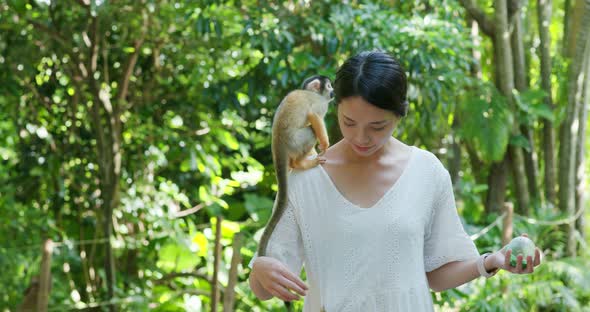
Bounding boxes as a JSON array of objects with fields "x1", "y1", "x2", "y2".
[
  {"x1": 47, "y1": 295, "x2": 145, "y2": 311},
  {"x1": 2, "y1": 202, "x2": 585, "y2": 253},
  {"x1": 2, "y1": 201, "x2": 587, "y2": 311},
  {"x1": 468, "y1": 201, "x2": 587, "y2": 241}
]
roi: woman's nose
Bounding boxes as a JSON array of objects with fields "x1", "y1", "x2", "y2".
[{"x1": 355, "y1": 129, "x2": 370, "y2": 145}]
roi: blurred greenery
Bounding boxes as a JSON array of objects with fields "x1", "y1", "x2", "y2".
[{"x1": 0, "y1": 0, "x2": 588, "y2": 311}]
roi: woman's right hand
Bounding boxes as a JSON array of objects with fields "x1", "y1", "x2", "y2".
[{"x1": 251, "y1": 256, "x2": 308, "y2": 301}]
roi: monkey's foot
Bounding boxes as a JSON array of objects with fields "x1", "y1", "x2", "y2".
[{"x1": 291, "y1": 157, "x2": 321, "y2": 170}]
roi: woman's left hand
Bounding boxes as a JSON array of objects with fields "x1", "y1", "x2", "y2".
[{"x1": 488, "y1": 233, "x2": 542, "y2": 274}]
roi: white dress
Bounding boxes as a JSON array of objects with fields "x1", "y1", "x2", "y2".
[{"x1": 249, "y1": 146, "x2": 479, "y2": 311}]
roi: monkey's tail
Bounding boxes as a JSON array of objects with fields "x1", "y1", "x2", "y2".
[
  {"x1": 258, "y1": 145, "x2": 289, "y2": 257},
  {"x1": 261, "y1": 139, "x2": 292, "y2": 310}
]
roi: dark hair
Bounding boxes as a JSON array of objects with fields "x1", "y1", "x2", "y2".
[{"x1": 334, "y1": 51, "x2": 408, "y2": 117}]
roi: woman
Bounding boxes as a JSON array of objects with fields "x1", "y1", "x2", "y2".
[{"x1": 248, "y1": 51, "x2": 542, "y2": 311}]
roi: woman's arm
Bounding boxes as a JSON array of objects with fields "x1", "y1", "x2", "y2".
[
  {"x1": 247, "y1": 196, "x2": 306, "y2": 301},
  {"x1": 426, "y1": 241, "x2": 542, "y2": 292},
  {"x1": 426, "y1": 252, "x2": 498, "y2": 292}
]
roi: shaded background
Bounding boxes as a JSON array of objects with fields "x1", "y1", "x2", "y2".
[{"x1": 0, "y1": 0, "x2": 589, "y2": 311}]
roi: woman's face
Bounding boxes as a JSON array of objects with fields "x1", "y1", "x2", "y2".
[{"x1": 338, "y1": 96, "x2": 400, "y2": 157}]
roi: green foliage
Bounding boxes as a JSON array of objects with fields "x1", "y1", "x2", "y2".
[
  {"x1": 457, "y1": 82, "x2": 513, "y2": 162},
  {"x1": 0, "y1": 0, "x2": 587, "y2": 311},
  {"x1": 456, "y1": 255, "x2": 590, "y2": 312}
]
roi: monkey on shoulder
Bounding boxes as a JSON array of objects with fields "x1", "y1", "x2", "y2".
[
  {"x1": 258, "y1": 75, "x2": 333, "y2": 257},
  {"x1": 272, "y1": 75, "x2": 333, "y2": 170}
]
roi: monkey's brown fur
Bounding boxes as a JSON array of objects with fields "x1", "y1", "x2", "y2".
[{"x1": 258, "y1": 76, "x2": 332, "y2": 258}]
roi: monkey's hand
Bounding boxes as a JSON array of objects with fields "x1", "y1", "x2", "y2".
[{"x1": 318, "y1": 141, "x2": 329, "y2": 156}]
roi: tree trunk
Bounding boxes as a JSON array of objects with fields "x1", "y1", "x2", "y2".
[
  {"x1": 565, "y1": 0, "x2": 585, "y2": 58},
  {"x1": 486, "y1": 158, "x2": 509, "y2": 214},
  {"x1": 466, "y1": 142, "x2": 487, "y2": 187},
  {"x1": 512, "y1": 9, "x2": 540, "y2": 209},
  {"x1": 537, "y1": 0, "x2": 557, "y2": 208},
  {"x1": 563, "y1": 0, "x2": 572, "y2": 54},
  {"x1": 493, "y1": 0, "x2": 530, "y2": 216},
  {"x1": 91, "y1": 94, "x2": 119, "y2": 312},
  {"x1": 450, "y1": 17, "x2": 481, "y2": 186},
  {"x1": 459, "y1": 0, "x2": 525, "y2": 215},
  {"x1": 558, "y1": 0, "x2": 590, "y2": 257},
  {"x1": 86, "y1": 16, "x2": 118, "y2": 310},
  {"x1": 575, "y1": 33, "x2": 590, "y2": 249}
]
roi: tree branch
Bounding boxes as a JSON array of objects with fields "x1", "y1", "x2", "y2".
[
  {"x1": 27, "y1": 19, "x2": 68, "y2": 45},
  {"x1": 75, "y1": 0, "x2": 91, "y2": 7},
  {"x1": 174, "y1": 203, "x2": 205, "y2": 218},
  {"x1": 458, "y1": 0, "x2": 496, "y2": 38},
  {"x1": 89, "y1": 16, "x2": 99, "y2": 74},
  {"x1": 117, "y1": 11, "x2": 150, "y2": 104}
]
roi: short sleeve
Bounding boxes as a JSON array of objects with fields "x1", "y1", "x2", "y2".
[
  {"x1": 248, "y1": 197, "x2": 304, "y2": 275},
  {"x1": 424, "y1": 168, "x2": 479, "y2": 272}
]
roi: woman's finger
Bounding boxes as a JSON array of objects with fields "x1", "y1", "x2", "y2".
[
  {"x1": 280, "y1": 276, "x2": 307, "y2": 297},
  {"x1": 270, "y1": 285, "x2": 299, "y2": 302},
  {"x1": 280, "y1": 267, "x2": 308, "y2": 291},
  {"x1": 515, "y1": 254, "x2": 523, "y2": 273},
  {"x1": 525, "y1": 256, "x2": 534, "y2": 273},
  {"x1": 534, "y1": 248, "x2": 542, "y2": 266},
  {"x1": 504, "y1": 249, "x2": 512, "y2": 268}
]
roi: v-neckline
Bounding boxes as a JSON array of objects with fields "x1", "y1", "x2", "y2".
[{"x1": 318, "y1": 146, "x2": 417, "y2": 210}]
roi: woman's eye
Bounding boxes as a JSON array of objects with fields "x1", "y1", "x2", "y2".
[
  {"x1": 372, "y1": 127, "x2": 386, "y2": 131},
  {"x1": 344, "y1": 122, "x2": 355, "y2": 127}
]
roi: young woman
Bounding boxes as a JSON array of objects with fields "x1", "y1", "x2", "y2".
[{"x1": 248, "y1": 51, "x2": 542, "y2": 311}]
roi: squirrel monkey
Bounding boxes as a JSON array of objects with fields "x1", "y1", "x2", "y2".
[
  {"x1": 257, "y1": 75, "x2": 333, "y2": 311},
  {"x1": 258, "y1": 75, "x2": 333, "y2": 256}
]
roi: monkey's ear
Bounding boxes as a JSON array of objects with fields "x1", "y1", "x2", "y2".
[{"x1": 307, "y1": 79, "x2": 321, "y2": 92}]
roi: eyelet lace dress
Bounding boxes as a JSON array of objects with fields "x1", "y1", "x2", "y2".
[{"x1": 249, "y1": 146, "x2": 479, "y2": 311}]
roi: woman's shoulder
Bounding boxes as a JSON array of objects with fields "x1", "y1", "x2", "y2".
[
  {"x1": 285, "y1": 166, "x2": 328, "y2": 207},
  {"x1": 289, "y1": 166, "x2": 322, "y2": 180},
  {"x1": 413, "y1": 146, "x2": 444, "y2": 169},
  {"x1": 287, "y1": 166, "x2": 325, "y2": 189},
  {"x1": 410, "y1": 146, "x2": 449, "y2": 177}
]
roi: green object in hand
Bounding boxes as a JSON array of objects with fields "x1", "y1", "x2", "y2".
[{"x1": 506, "y1": 236, "x2": 536, "y2": 269}]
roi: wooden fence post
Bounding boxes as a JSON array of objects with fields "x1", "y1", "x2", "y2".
[
  {"x1": 38, "y1": 239, "x2": 53, "y2": 312},
  {"x1": 223, "y1": 232, "x2": 243, "y2": 312},
  {"x1": 211, "y1": 216, "x2": 223, "y2": 312},
  {"x1": 502, "y1": 202, "x2": 514, "y2": 246}
]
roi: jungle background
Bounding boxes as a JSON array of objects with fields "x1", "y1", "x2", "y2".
[{"x1": 1, "y1": 0, "x2": 589, "y2": 311}]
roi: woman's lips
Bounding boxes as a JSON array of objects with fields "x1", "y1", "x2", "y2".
[{"x1": 354, "y1": 144, "x2": 373, "y2": 152}]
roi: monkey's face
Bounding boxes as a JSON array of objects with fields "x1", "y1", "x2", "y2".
[
  {"x1": 302, "y1": 75, "x2": 334, "y2": 100},
  {"x1": 321, "y1": 79, "x2": 334, "y2": 100},
  {"x1": 337, "y1": 96, "x2": 400, "y2": 157}
]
